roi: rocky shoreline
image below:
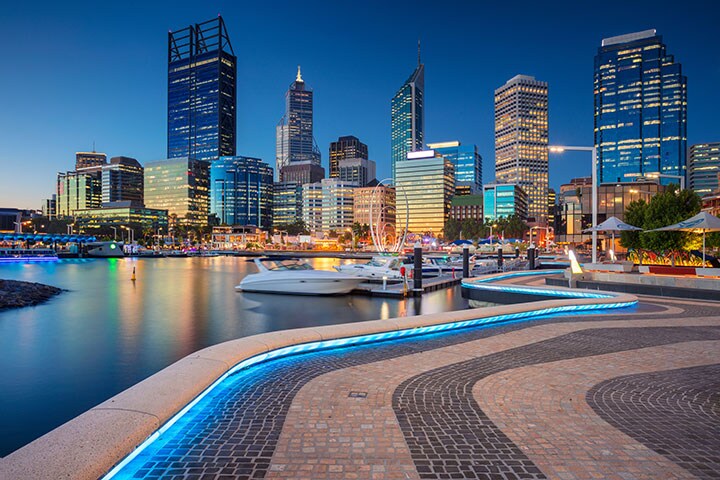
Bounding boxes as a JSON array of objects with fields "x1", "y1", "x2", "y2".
[{"x1": 0, "y1": 280, "x2": 64, "y2": 310}]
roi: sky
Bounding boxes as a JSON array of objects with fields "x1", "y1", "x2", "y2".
[{"x1": 1, "y1": 0, "x2": 719, "y2": 208}]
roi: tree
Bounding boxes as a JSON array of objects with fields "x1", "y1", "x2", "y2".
[
  {"x1": 274, "y1": 220, "x2": 309, "y2": 236},
  {"x1": 619, "y1": 200, "x2": 647, "y2": 251},
  {"x1": 444, "y1": 218, "x2": 461, "y2": 241}
]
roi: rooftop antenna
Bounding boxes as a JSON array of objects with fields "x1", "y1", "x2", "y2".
[
  {"x1": 296, "y1": 64, "x2": 303, "y2": 82},
  {"x1": 92, "y1": 141, "x2": 95, "y2": 153},
  {"x1": 417, "y1": 39, "x2": 421, "y2": 66}
]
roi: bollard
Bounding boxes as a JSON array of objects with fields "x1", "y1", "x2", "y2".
[
  {"x1": 497, "y1": 247, "x2": 504, "y2": 270},
  {"x1": 131, "y1": 266, "x2": 136, "y2": 282},
  {"x1": 382, "y1": 275, "x2": 388, "y2": 291},
  {"x1": 515, "y1": 247, "x2": 520, "y2": 258},
  {"x1": 528, "y1": 246, "x2": 536, "y2": 270},
  {"x1": 413, "y1": 244, "x2": 423, "y2": 294},
  {"x1": 462, "y1": 246, "x2": 470, "y2": 278}
]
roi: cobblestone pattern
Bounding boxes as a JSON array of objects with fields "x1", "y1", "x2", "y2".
[
  {"x1": 588, "y1": 364, "x2": 720, "y2": 479},
  {"x1": 114, "y1": 299, "x2": 717, "y2": 479},
  {"x1": 393, "y1": 326, "x2": 720, "y2": 480}
]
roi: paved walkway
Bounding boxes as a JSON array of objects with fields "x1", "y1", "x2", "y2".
[{"x1": 114, "y1": 296, "x2": 720, "y2": 480}]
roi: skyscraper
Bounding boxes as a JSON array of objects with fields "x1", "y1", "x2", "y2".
[
  {"x1": 276, "y1": 66, "x2": 321, "y2": 180},
  {"x1": 391, "y1": 45, "x2": 424, "y2": 183},
  {"x1": 594, "y1": 30, "x2": 687, "y2": 185},
  {"x1": 338, "y1": 158, "x2": 376, "y2": 187},
  {"x1": 329, "y1": 136, "x2": 368, "y2": 178},
  {"x1": 689, "y1": 143, "x2": 720, "y2": 196},
  {"x1": 167, "y1": 16, "x2": 236, "y2": 162},
  {"x1": 101, "y1": 156, "x2": 144, "y2": 206},
  {"x1": 494, "y1": 75, "x2": 549, "y2": 225},
  {"x1": 427, "y1": 141, "x2": 482, "y2": 195},
  {"x1": 56, "y1": 171, "x2": 102, "y2": 217},
  {"x1": 210, "y1": 156, "x2": 273, "y2": 229}
]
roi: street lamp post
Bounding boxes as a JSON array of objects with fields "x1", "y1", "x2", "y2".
[
  {"x1": 549, "y1": 145, "x2": 598, "y2": 264},
  {"x1": 646, "y1": 173, "x2": 685, "y2": 190},
  {"x1": 111, "y1": 226, "x2": 117, "y2": 241}
]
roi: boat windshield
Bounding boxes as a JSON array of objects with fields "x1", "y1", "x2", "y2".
[{"x1": 263, "y1": 259, "x2": 314, "y2": 271}]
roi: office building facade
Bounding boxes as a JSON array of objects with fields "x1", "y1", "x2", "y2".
[
  {"x1": 144, "y1": 157, "x2": 210, "y2": 226},
  {"x1": 210, "y1": 156, "x2": 273, "y2": 229},
  {"x1": 320, "y1": 179, "x2": 355, "y2": 234},
  {"x1": 689, "y1": 143, "x2": 720, "y2": 196},
  {"x1": 56, "y1": 171, "x2": 102, "y2": 217},
  {"x1": 301, "y1": 182, "x2": 323, "y2": 234},
  {"x1": 41, "y1": 195, "x2": 57, "y2": 219},
  {"x1": 495, "y1": 75, "x2": 549, "y2": 225},
  {"x1": 74, "y1": 205, "x2": 169, "y2": 232},
  {"x1": 395, "y1": 150, "x2": 454, "y2": 237},
  {"x1": 338, "y1": 158, "x2": 376, "y2": 187},
  {"x1": 391, "y1": 50, "x2": 424, "y2": 183},
  {"x1": 276, "y1": 66, "x2": 321, "y2": 179},
  {"x1": 272, "y1": 182, "x2": 303, "y2": 227},
  {"x1": 483, "y1": 184, "x2": 528, "y2": 222},
  {"x1": 279, "y1": 162, "x2": 325, "y2": 185},
  {"x1": 329, "y1": 136, "x2": 368, "y2": 178},
  {"x1": 101, "y1": 156, "x2": 144, "y2": 206},
  {"x1": 168, "y1": 17, "x2": 236, "y2": 162},
  {"x1": 427, "y1": 141, "x2": 482, "y2": 195},
  {"x1": 353, "y1": 184, "x2": 396, "y2": 233},
  {"x1": 594, "y1": 30, "x2": 687, "y2": 186},
  {"x1": 76, "y1": 151, "x2": 107, "y2": 170},
  {"x1": 450, "y1": 195, "x2": 484, "y2": 222}
]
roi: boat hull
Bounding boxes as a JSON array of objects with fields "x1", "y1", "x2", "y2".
[{"x1": 237, "y1": 276, "x2": 364, "y2": 295}]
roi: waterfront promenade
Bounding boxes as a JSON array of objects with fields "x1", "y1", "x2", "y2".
[{"x1": 1, "y1": 274, "x2": 718, "y2": 479}]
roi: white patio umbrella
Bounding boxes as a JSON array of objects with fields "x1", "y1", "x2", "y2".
[
  {"x1": 583, "y1": 216, "x2": 642, "y2": 260},
  {"x1": 646, "y1": 211, "x2": 720, "y2": 265}
]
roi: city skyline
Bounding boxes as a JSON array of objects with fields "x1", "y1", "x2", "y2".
[{"x1": 1, "y1": 0, "x2": 719, "y2": 208}]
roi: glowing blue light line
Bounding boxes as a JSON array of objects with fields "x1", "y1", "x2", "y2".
[{"x1": 102, "y1": 271, "x2": 635, "y2": 480}]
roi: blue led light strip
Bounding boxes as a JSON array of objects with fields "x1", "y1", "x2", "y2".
[{"x1": 102, "y1": 271, "x2": 635, "y2": 479}]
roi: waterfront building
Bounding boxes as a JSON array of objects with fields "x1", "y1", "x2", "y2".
[
  {"x1": 483, "y1": 184, "x2": 528, "y2": 222},
  {"x1": 144, "y1": 157, "x2": 210, "y2": 226},
  {"x1": 702, "y1": 191, "x2": 720, "y2": 217},
  {"x1": 555, "y1": 178, "x2": 664, "y2": 244},
  {"x1": 74, "y1": 203, "x2": 168, "y2": 233},
  {"x1": 167, "y1": 16, "x2": 236, "y2": 162},
  {"x1": 75, "y1": 151, "x2": 107, "y2": 170},
  {"x1": 450, "y1": 195, "x2": 484, "y2": 222},
  {"x1": 101, "y1": 156, "x2": 144, "y2": 206},
  {"x1": 329, "y1": 136, "x2": 369, "y2": 178},
  {"x1": 689, "y1": 143, "x2": 720, "y2": 196},
  {"x1": 41, "y1": 195, "x2": 56, "y2": 219},
  {"x1": 594, "y1": 30, "x2": 687, "y2": 186},
  {"x1": 56, "y1": 171, "x2": 102, "y2": 217},
  {"x1": 301, "y1": 182, "x2": 323, "y2": 234},
  {"x1": 279, "y1": 162, "x2": 325, "y2": 184},
  {"x1": 494, "y1": 75, "x2": 549, "y2": 225},
  {"x1": 391, "y1": 47, "x2": 424, "y2": 183},
  {"x1": 272, "y1": 182, "x2": 303, "y2": 227},
  {"x1": 427, "y1": 141, "x2": 482, "y2": 195},
  {"x1": 353, "y1": 183, "x2": 396, "y2": 234},
  {"x1": 338, "y1": 158, "x2": 376, "y2": 187},
  {"x1": 210, "y1": 156, "x2": 273, "y2": 229},
  {"x1": 0, "y1": 208, "x2": 22, "y2": 233},
  {"x1": 321, "y1": 179, "x2": 355, "y2": 234},
  {"x1": 211, "y1": 225, "x2": 265, "y2": 249},
  {"x1": 395, "y1": 150, "x2": 454, "y2": 238},
  {"x1": 276, "y1": 66, "x2": 321, "y2": 178}
]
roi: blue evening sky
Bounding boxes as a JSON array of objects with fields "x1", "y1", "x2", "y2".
[{"x1": 1, "y1": 0, "x2": 718, "y2": 208}]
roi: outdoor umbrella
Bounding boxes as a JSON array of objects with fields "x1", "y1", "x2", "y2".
[
  {"x1": 450, "y1": 239, "x2": 473, "y2": 246},
  {"x1": 646, "y1": 211, "x2": 720, "y2": 265},
  {"x1": 583, "y1": 216, "x2": 642, "y2": 261}
]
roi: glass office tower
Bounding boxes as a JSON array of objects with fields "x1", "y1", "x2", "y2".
[
  {"x1": 210, "y1": 156, "x2": 274, "y2": 229},
  {"x1": 329, "y1": 136, "x2": 369, "y2": 178},
  {"x1": 391, "y1": 47, "x2": 424, "y2": 184},
  {"x1": 594, "y1": 30, "x2": 687, "y2": 185},
  {"x1": 689, "y1": 143, "x2": 720, "y2": 196},
  {"x1": 272, "y1": 182, "x2": 303, "y2": 227},
  {"x1": 495, "y1": 75, "x2": 548, "y2": 225},
  {"x1": 395, "y1": 150, "x2": 454, "y2": 238},
  {"x1": 276, "y1": 66, "x2": 321, "y2": 179},
  {"x1": 483, "y1": 184, "x2": 529, "y2": 222},
  {"x1": 168, "y1": 17, "x2": 236, "y2": 162},
  {"x1": 427, "y1": 141, "x2": 482, "y2": 195},
  {"x1": 144, "y1": 157, "x2": 210, "y2": 226},
  {"x1": 101, "y1": 156, "x2": 144, "y2": 206}
]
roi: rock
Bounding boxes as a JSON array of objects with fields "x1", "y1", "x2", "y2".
[{"x1": 0, "y1": 280, "x2": 64, "y2": 310}]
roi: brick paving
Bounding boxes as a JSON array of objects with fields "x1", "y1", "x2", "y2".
[
  {"x1": 110, "y1": 298, "x2": 720, "y2": 479},
  {"x1": 588, "y1": 364, "x2": 720, "y2": 479}
]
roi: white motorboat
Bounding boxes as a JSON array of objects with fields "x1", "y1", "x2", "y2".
[
  {"x1": 86, "y1": 241, "x2": 124, "y2": 258},
  {"x1": 334, "y1": 256, "x2": 404, "y2": 279},
  {"x1": 424, "y1": 255, "x2": 464, "y2": 273},
  {"x1": 236, "y1": 257, "x2": 366, "y2": 295}
]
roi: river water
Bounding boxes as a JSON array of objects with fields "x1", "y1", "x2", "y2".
[{"x1": 0, "y1": 256, "x2": 469, "y2": 457}]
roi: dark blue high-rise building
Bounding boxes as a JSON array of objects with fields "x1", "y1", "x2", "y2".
[
  {"x1": 594, "y1": 30, "x2": 687, "y2": 185},
  {"x1": 210, "y1": 156, "x2": 273, "y2": 228},
  {"x1": 391, "y1": 45, "x2": 424, "y2": 183},
  {"x1": 168, "y1": 17, "x2": 237, "y2": 162}
]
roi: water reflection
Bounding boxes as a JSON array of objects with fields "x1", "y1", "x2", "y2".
[{"x1": 0, "y1": 256, "x2": 468, "y2": 456}]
